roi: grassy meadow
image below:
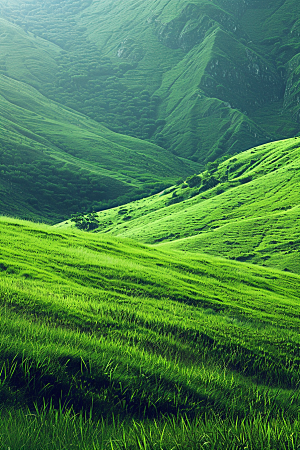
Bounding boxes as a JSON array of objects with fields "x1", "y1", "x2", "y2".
[
  {"x1": 0, "y1": 216, "x2": 300, "y2": 448},
  {"x1": 60, "y1": 137, "x2": 300, "y2": 274}
]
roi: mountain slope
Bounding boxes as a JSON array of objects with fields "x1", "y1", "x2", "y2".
[
  {"x1": 60, "y1": 137, "x2": 300, "y2": 273},
  {"x1": 0, "y1": 74, "x2": 199, "y2": 222},
  {"x1": 0, "y1": 17, "x2": 60, "y2": 88},
  {"x1": 1, "y1": 0, "x2": 300, "y2": 166},
  {"x1": 76, "y1": 0, "x2": 300, "y2": 159}
]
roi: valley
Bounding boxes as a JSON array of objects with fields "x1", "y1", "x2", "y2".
[{"x1": 0, "y1": 0, "x2": 299, "y2": 448}]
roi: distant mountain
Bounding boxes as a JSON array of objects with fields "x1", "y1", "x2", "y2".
[
  {"x1": 1, "y1": 0, "x2": 300, "y2": 220},
  {"x1": 1, "y1": 0, "x2": 300, "y2": 163},
  {"x1": 76, "y1": 0, "x2": 300, "y2": 160},
  {"x1": 59, "y1": 137, "x2": 300, "y2": 274}
]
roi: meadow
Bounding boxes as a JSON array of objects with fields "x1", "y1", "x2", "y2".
[
  {"x1": 0, "y1": 216, "x2": 300, "y2": 448},
  {"x1": 60, "y1": 137, "x2": 300, "y2": 274}
]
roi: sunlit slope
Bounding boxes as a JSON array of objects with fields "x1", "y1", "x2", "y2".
[
  {"x1": 0, "y1": 17, "x2": 61, "y2": 89},
  {"x1": 77, "y1": 0, "x2": 300, "y2": 160},
  {"x1": 71, "y1": 138, "x2": 300, "y2": 273},
  {"x1": 1, "y1": 216, "x2": 300, "y2": 427},
  {"x1": 0, "y1": 74, "x2": 199, "y2": 222}
]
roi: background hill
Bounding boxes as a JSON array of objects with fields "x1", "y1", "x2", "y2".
[
  {"x1": 2, "y1": 0, "x2": 298, "y2": 157},
  {"x1": 59, "y1": 137, "x2": 300, "y2": 274},
  {"x1": 1, "y1": 0, "x2": 300, "y2": 220},
  {"x1": 0, "y1": 74, "x2": 198, "y2": 222}
]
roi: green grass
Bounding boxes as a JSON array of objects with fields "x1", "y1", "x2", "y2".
[
  {"x1": 0, "y1": 73, "x2": 200, "y2": 222},
  {"x1": 1, "y1": 406, "x2": 300, "y2": 449},
  {"x1": 61, "y1": 137, "x2": 300, "y2": 273},
  {"x1": 0, "y1": 2, "x2": 300, "y2": 446},
  {"x1": 0, "y1": 216, "x2": 300, "y2": 447}
]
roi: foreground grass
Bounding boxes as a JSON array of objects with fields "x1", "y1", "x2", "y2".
[
  {"x1": 0, "y1": 216, "x2": 300, "y2": 447},
  {"x1": 1, "y1": 406, "x2": 300, "y2": 449}
]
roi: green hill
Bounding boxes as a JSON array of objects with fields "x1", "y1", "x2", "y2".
[
  {"x1": 0, "y1": 74, "x2": 199, "y2": 222},
  {"x1": 75, "y1": 0, "x2": 300, "y2": 159},
  {"x1": 1, "y1": 0, "x2": 300, "y2": 166},
  {"x1": 60, "y1": 137, "x2": 300, "y2": 274},
  {"x1": 1, "y1": 0, "x2": 300, "y2": 222},
  {"x1": 0, "y1": 216, "x2": 300, "y2": 448},
  {"x1": 0, "y1": 1, "x2": 299, "y2": 448}
]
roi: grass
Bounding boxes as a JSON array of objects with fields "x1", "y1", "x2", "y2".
[
  {"x1": 0, "y1": 216, "x2": 300, "y2": 447},
  {"x1": 1, "y1": 406, "x2": 300, "y2": 449},
  {"x1": 60, "y1": 137, "x2": 300, "y2": 274},
  {"x1": 0, "y1": 1, "x2": 300, "y2": 447},
  {"x1": 0, "y1": 73, "x2": 200, "y2": 222}
]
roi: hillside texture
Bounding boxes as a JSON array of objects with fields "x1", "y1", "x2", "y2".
[
  {"x1": 1, "y1": 1, "x2": 299, "y2": 448},
  {"x1": 0, "y1": 217, "x2": 300, "y2": 448},
  {"x1": 1, "y1": 0, "x2": 300, "y2": 220},
  {"x1": 0, "y1": 75, "x2": 198, "y2": 222},
  {"x1": 59, "y1": 137, "x2": 300, "y2": 274}
]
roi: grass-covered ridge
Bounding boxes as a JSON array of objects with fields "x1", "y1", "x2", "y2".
[
  {"x1": 0, "y1": 216, "x2": 300, "y2": 448},
  {"x1": 0, "y1": 74, "x2": 199, "y2": 222},
  {"x1": 77, "y1": 0, "x2": 300, "y2": 158},
  {"x1": 1, "y1": 0, "x2": 300, "y2": 166},
  {"x1": 62, "y1": 137, "x2": 300, "y2": 274}
]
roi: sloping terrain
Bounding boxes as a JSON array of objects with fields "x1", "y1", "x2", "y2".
[
  {"x1": 1, "y1": 0, "x2": 300, "y2": 166},
  {"x1": 76, "y1": 0, "x2": 300, "y2": 159},
  {"x1": 0, "y1": 1, "x2": 299, "y2": 448},
  {"x1": 0, "y1": 74, "x2": 199, "y2": 222},
  {"x1": 0, "y1": 216, "x2": 300, "y2": 448},
  {"x1": 60, "y1": 137, "x2": 300, "y2": 273}
]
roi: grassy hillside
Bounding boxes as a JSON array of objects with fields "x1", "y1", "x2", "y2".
[
  {"x1": 76, "y1": 0, "x2": 300, "y2": 158},
  {"x1": 1, "y1": 0, "x2": 300, "y2": 166},
  {"x1": 0, "y1": 216, "x2": 300, "y2": 448},
  {"x1": 60, "y1": 137, "x2": 300, "y2": 274},
  {"x1": 0, "y1": 1, "x2": 299, "y2": 448},
  {"x1": 0, "y1": 74, "x2": 199, "y2": 222}
]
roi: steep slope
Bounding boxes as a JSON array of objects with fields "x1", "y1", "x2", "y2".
[
  {"x1": 1, "y1": 0, "x2": 300, "y2": 165},
  {"x1": 0, "y1": 17, "x2": 60, "y2": 88},
  {"x1": 1, "y1": 216, "x2": 300, "y2": 448},
  {"x1": 76, "y1": 0, "x2": 300, "y2": 159},
  {"x1": 60, "y1": 138, "x2": 300, "y2": 273},
  {"x1": 0, "y1": 74, "x2": 199, "y2": 222}
]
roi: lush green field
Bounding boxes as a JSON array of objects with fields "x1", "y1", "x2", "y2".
[
  {"x1": 59, "y1": 137, "x2": 300, "y2": 274},
  {"x1": 0, "y1": 1, "x2": 300, "y2": 447},
  {"x1": 0, "y1": 216, "x2": 300, "y2": 448}
]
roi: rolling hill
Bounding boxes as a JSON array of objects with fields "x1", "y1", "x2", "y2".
[
  {"x1": 59, "y1": 137, "x2": 300, "y2": 274},
  {"x1": 0, "y1": 1, "x2": 299, "y2": 447},
  {"x1": 0, "y1": 216, "x2": 300, "y2": 448},
  {"x1": 0, "y1": 73, "x2": 199, "y2": 222},
  {"x1": 1, "y1": 0, "x2": 300, "y2": 222}
]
